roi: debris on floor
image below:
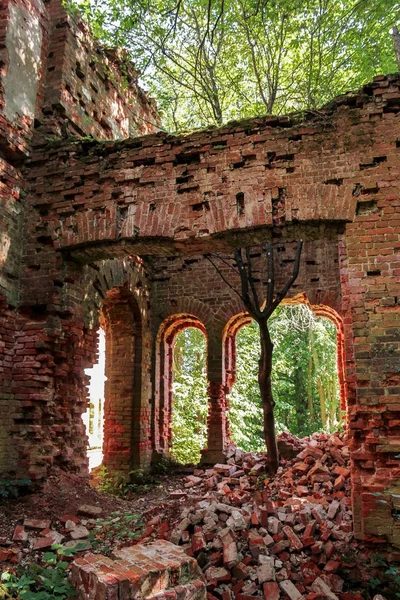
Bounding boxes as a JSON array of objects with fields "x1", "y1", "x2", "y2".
[{"x1": 0, "y1": 432, "x2": 396, "y2": 599}]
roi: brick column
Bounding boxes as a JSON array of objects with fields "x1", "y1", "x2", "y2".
[
  {"x1": 200, "y1": 381, "x2": 228, "y2": 464},
  {"x1": 201, "y1": 334, "x2": 228, "y2": 464}
]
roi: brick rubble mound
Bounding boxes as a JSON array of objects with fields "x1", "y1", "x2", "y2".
[
  {"x1": 2, "y1": 431, "x2": 393, "y2": 600},
  {"x1": 165, "y1": 432, "x2": 358, "y2": 600}
]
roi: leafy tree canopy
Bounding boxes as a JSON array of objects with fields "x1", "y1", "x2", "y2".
[
  {"x1": 171, "y1": 327, "x2": 208, "y2": 464},
  {"x1": 69, "y1": 0, "x2": 399, "y2": 130}
]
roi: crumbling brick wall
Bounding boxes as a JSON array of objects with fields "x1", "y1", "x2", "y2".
[
  {"x1": 0, "y1": 0, "x2": 158, "y2": 476},
  {"x1": 38, "y1": 0, "x2": 159, "y2": 140},
  {"x1": 0, "y1": 0, "x2": 399, "y2": 548},
  {"x1": 19, "y1": 74, "x2": 400, "y2": 546}
]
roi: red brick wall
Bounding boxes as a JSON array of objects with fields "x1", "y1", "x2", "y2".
[
  {"x1": 20, "y1": 74, "x2": 400, "y2": 545},
  {"x1": 0, "y1": 0, "x2": 158, "y2": 476},
  {"x1": 0, "y1": 0, "x2": 399, "y2": 546},
  {"x1": 38, "y1": 0, "x2": 159, "y2": 140}
]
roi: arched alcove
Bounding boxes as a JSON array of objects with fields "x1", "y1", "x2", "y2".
[
  {"x1": 223, "y1": 296, "x2": 346, "y2": 450},
  {"x1": 154, "y1": 314, "x2": 207, "y2": 458}
]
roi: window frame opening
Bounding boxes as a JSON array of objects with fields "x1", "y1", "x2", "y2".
[{"x1": 223, "y1": 299, "x2": 345, "y2": 452}]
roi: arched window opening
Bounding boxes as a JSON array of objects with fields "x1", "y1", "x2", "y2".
[
  {"x1": 83, "y1": 328, "x2": 106, "y2": 471},
  {"x1": 227, "y1": 304, "x2": 343, "y2": 452},
  {"x1": 171, "y1": 327, "x2": 208, "y2": 464}
]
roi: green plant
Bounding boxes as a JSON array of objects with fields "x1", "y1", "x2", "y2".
[
  {"x1": 88, "y1": 511, "x2": 144, "y2": 555},
  {"x1": 171, "y1": 328, "x2": 208, "y2": 464},
  {"x1": 368, "y1": 553, "x2": 400, "y2": 598},
  {"x1": 0, "y1": 478, "x2": 31, "y2": 498},
  {"x1": 0, "y1": 545, "x2": 83, "y2": 599},
  {"x1": 98, "y1": 467, "x2": 156, "y2": 497},
  {"x1": 151, "y1": 456, "x2": 180, "y2": 476}
]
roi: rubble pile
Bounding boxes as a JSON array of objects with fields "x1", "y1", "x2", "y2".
[
  {"x1": 1, "y1": 431, "x2": 390, "y2": 599},
  {"x1": 167, "y1": 432, "x2": 361, "y2": 600}
]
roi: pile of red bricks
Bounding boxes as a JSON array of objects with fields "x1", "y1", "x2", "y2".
[{"x1": 163, "y1": 432, "x2": 364, "y2": 600}]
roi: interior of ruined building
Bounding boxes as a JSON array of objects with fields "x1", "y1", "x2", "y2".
[{"x1": 0, "y1": 0, "x2": 399, "y2": 552}]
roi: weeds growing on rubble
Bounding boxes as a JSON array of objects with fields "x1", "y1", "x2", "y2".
[
  {"x1": 0, "y1": 478, "x2": 31, "y2": 499},
  {"x1": 368, "y1": 553, "x2": 400, "y2": 598},
  {"x1": 98, "y1": 466, "x2": 158, "y2": 497},
  {"x1": 88, "y1": 511, "x2": 144, "y2": 555},
  {"x1": 0, "y1": 545, "x2": 81, "y2": 600}
]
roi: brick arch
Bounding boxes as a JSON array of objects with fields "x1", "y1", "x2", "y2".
[
  {"x1": 154, "y1": 313, "x2": 207, "y2": 457},
  {"x1": 222, "y1": 295, "x2": 346, "y2": 444},
  {"x1": 282, "y1": 292, "x2": 346, "y2": 413},
  {"x1": 100, "y1": 285, "x2": 143, "y2": 473}
]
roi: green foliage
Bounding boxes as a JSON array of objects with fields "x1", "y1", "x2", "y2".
[
  {"x1": 228, "y1": 305, "x2": 341, "y2": 450},
  {"x1": 151, "y1": 456, "x2": 180, "y2": 476},
  {"x1": 171, "y1": 328, "x2": 208, "y2": 464},
  {"x1": 88, "y1": 511, "x2": 144, "y2": 555},
  {"x1": 69, "y1": 0, "x2": 399, "y2": 131},
  {"x1": 98, "y1": 466, "x2": 156, "y2": 496},
  {"x1": 0, "y1": 478, "x2": 31, "y2": 498},
  {"x1": 0, "y1": 546, "x2": 81, "y2": 600},
  {"x1": 368, "y1": 553, "x2": 400, "y2": 598}
]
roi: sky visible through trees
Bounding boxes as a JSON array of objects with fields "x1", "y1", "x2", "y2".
[
  {"x1": 70, "y1": 0, "x2": 400, "y2": 131},
  {"x1": 171, "y1": 305, "x2": 341, "y2": 464}
]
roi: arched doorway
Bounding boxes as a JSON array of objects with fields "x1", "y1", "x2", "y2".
[
  {"x1": 223, "y1": 299, "x2": 345, "y2": 451},
  {"x1": 154, "y1": 314, "x2": 207, "y2": 460}
]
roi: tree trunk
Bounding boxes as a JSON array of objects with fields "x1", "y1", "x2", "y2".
[
  {"x1": 392, "y1": 26, "x2": 400, "y2": 71},
  {"x1": 258, "y1": 320, "x2": 279, "y2": 474}
]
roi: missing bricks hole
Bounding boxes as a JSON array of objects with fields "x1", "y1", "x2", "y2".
[
  {"x1": 75, "y1": 63, "x2": 85, "y2": 80},
  {"x1": 289, "y1": 134, "x2": 302, "y2": 141},
  {"x1": 366, "y1": 269, "x2": 381, "y2": 277},
  {"x1": 356, "y1": 199, "x2": 378, "y2": 216},
  {"x1": 212, "y1": 140, "x2": 227, "y2": 148},
  {"x1": 277, "y1": 246, "x2": 286, "y2": 252},
  {"x1": 176, "y1": 175, "x2": 192, "y2": 184},
  {"x1": 286, "y1": 167, "x2": 295, "y2": 173},
  {"x1": 311, "y1": 277, "x2": 320, "y2": 282},
  {"x1": 174, "y1": 152, "x2": 201, "y2": 165},
  {"x1": 306, "y1": 260, "x2": 317, "y2": 265},
  {"x1": 133, "y1": 157, "x2": 155, "y2": 167},
  {"x1": 149, "y1": 202, "x2": 156, "y2": 212},
  {"x1": 231, "y1": 160, "x2": 245, "y2": 169},
  {"x1": 177, "y1": 185, "x2": 199, "y2": 194},
  {"x1": 236, "y1": 192, "x2": 245, "y2": 216},
  {"x1": 324, "y1": 178, "x2": 343, "y2": 186},
  {"x1": 396, "y1": 140, "x2": 400, "y2": 148},
  {"x1": 359, "y1": 156, "x2": 387, "y2": 170},
  {"x1": 36, "y1": 236, "x2": 53, "y2": 246},
  {"x1": 192, "y1": 200, "x2": 210, "y2": 212}
]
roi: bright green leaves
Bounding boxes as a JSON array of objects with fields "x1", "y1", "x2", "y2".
[
  {"x1": 171, "y1": 328, "x2": 208, "y2": 464},
  {"x1": 69, "y1": 0, "x2": 400, "y2": 130},
  {"x1": 228, "y1": 305, "x2": 341, "y2": 450}
]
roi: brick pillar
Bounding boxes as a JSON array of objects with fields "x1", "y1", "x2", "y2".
[
  {"x1": 201, "y1": 334, "x2": 228, "y2": 464},
  {"x1": 200, "y1": 381, "x2": 228, "y2": 464},
  {"x1": 102, "y1": 289, "x2": 143, "y2": 474}
]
